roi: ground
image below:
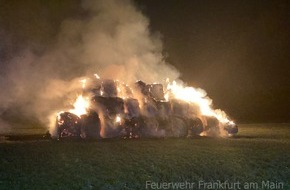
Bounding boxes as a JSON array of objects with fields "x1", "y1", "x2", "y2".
[{"x1": 0, "y1": 124, "x2": 289, "y2": 190}]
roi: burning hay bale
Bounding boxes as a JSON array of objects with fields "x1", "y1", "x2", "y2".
[
  {"x1": 79, "y1": 111, "x2": 101, "y2": 139},
  {"x1": 187, "y1": 117, "x2": 204, "y2": 136},
  {"x1": 52, "y1": 76, "x2": 238, "y2": 140},
  {"x1": 147, "y1": 84, "x2": 165, "y2": 101},
  {"x1": 92, "y1": 96, "x2": 125, "y2": 138},
  {"x1": 56, "y1": 112, "x2": 81, "y2": 139}
]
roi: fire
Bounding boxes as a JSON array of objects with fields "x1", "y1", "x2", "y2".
[
  {"x1": 115, "y1": 115, "x2": 122, "y2": 123},
  {"x1": 166, "y1": 80, "x2": 234, "y2": 125},
  {"x1": 80, "y1": 79, "x2": 87, "y2": 89},
  {"x1": 166, "y1": 81, "x2": 213, "y2": 116},
  {"x1": 199, "y1": 131, "x2": 207, "y2": 136},
  {"x1": 56, "y1": 111, "x2": 65, "y2": 125},
  {"x1": 69, "y1": 95, "x2": 89, "y2": 117},
  {"x1": 94, "y1": 73, "x2": 100, "y2": 79},
  {"x1": 67, "y1": 79, "x2": 90, "y2": 117},
  {"x1": 52, "y1": 75, "x2": 237, "y2": 139}
]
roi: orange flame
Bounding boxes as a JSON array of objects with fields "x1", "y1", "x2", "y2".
[
  {"x1": 166, "y1": 80, "x2": 234, "y2": 125},
  {"x1": 80, "y1": 79, "x2": 87, "y2": 89},
  {"x1": 69, "y1": 95, "x2": 89, "y2": 117}
]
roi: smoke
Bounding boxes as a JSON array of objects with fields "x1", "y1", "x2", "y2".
[{"x1": 0, "y1": 0, "x2": 179, "y2": 130}]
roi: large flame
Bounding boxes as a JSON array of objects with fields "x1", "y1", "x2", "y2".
[
  {"x1": 69, "y1": 95, "x2": 89, "y2": 117},
  {"x1": 166, "y1": 80, "x2": 234, "y2": 125},
  {"x1": 67, "y1": 78, "x2": 90, "y2": 117},
  {"x1": 53, "y1": 76, "x2": 235, "y2": 138}
]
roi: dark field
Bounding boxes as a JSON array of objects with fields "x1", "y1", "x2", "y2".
[{"x1": 0, "y1": 124, "x2": 289, "y2": 190}]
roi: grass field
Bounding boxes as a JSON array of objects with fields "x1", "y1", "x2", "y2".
[{"x1": 0, "y1": 124, "x2": 289, "y2": 190}]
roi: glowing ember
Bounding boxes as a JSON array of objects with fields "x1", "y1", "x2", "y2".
[
  {"x1": 57, "y1": 111, "x2": 65, "y2": 125},
  {"x1": 69, "y1": 95, "x2": 89, "y2": 117},
  {"x1": 94, "y1": 73, "x2": 100, "y2": 79},
  {"x1": 199, "y1": 131, "x2": 207, "y2": 137},
  {"x1": 80, "y1": 79, "x2": 87, "y2": 89},
  {"x1": 115, "y1": 115, "x2": 122, "y2": 123}
]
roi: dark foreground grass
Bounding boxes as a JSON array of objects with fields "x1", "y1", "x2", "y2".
[{"x1": 0, "y1": 124, "x2": 289, "y2": 190}]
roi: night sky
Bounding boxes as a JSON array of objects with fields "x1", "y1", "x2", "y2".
[{"x1": 0, "y1": 0, "x2": 289, "y2": 123}]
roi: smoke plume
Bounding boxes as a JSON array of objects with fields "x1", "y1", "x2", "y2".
[{"x1": 0, "y1": 0, "x2": 179, "y2": 130}]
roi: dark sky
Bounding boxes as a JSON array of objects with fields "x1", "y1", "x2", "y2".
[
  {"x1": 136, "y1": 0, "x2": 290, "y2": 123},
  {"x1": 0, "y1": 0, "x2": 289, "y2": 123}
]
